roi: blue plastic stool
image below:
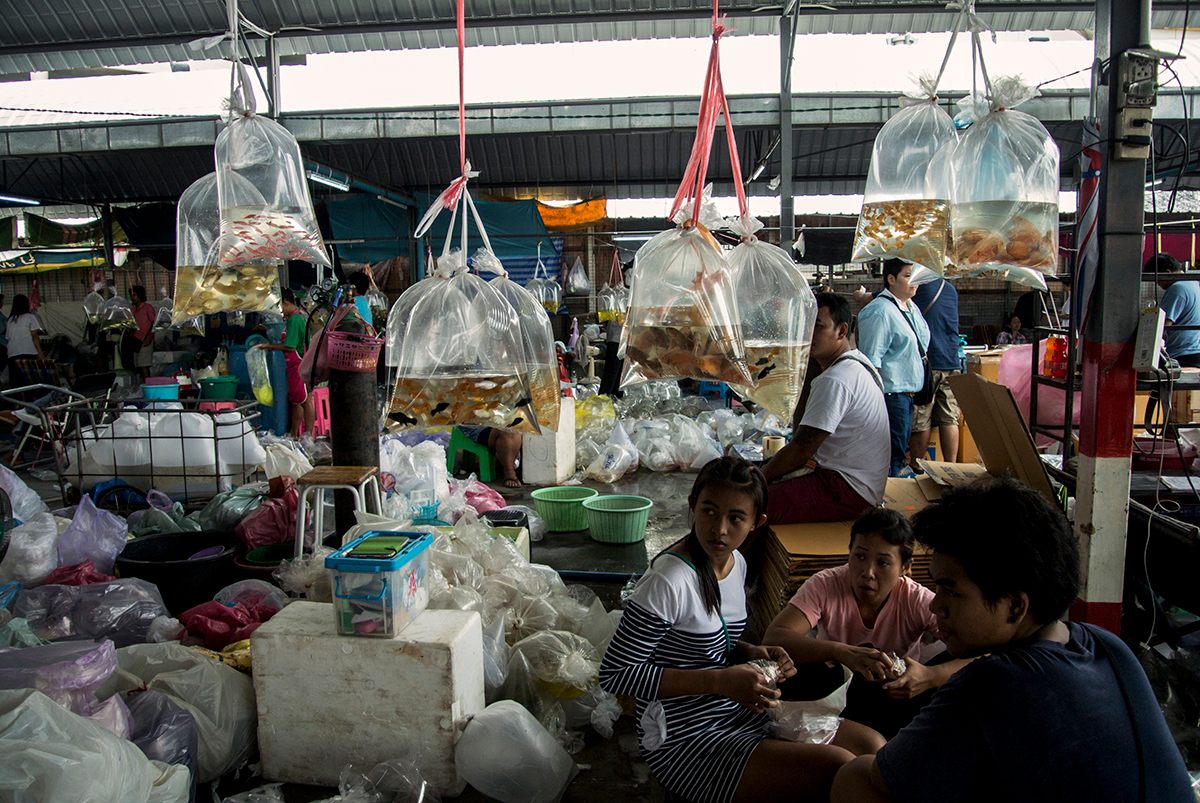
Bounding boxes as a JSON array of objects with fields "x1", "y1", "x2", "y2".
[{"x1": 697, "y1": 381, "x2": 730, "y2": 402}]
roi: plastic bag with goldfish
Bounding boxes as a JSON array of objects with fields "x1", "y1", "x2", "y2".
[{"x1": 948, "y1": 77, "x2": 1061, "y2": 290}]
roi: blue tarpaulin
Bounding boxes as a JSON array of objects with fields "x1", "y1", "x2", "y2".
[{"x1": 323, "y1": 194, "x2": 410, "y2": 264}]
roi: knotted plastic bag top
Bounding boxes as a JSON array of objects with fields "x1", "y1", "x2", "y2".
[
  {"x1": 948, "y1": 76, "x2": 1060, "y2": 289},
  {"x1": 214, "y1": 112, "x2": 330, "y2": 268},
  {"x1": 726, "y1": 214, "x2": 818, "y2": 420}
]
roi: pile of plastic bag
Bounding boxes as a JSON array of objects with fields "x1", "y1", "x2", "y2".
[
  {"x1": 423, "y1": 513, "x2": 621, "y2": 754},
  {"x1": 379, "y1": 436, "x2": 450, "y2": 519}
]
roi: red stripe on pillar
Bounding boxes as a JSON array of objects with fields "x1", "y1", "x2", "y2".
[
  {"x1": 1079, "y1": 339, "x2": 1135, "y2": 458},
  {"x1": 1069, "y1": 599, "x2": 1122, "y2": 634}
]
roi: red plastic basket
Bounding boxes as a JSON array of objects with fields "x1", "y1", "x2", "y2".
[{"x1": 326, "y1": 330, "x2": 383, "y2": 373}]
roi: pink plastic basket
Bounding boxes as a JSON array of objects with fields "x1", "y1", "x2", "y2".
[{"x1": 326, "y1": 330, "x2": 383, "y2": 373}]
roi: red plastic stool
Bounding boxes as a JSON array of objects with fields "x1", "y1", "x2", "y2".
[
  {"x1": 198, "y1": 401, "x2": 237, "y2": 413},
  {"x1": 311, "y1": 385, "x2": 331, "y2": 437}
]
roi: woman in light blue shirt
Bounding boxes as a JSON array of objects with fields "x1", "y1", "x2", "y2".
[{"x1": 856, "y1": 261, "x2": 930, "y2": 476}]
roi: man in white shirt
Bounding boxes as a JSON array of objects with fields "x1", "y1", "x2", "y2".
[{"x1": 762, "y1": 293, "x2": 891, "y2": 523}]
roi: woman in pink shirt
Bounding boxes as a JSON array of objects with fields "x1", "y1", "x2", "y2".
[{"x1": 763, "y1": 508, "x2": 971, "y2": 748}]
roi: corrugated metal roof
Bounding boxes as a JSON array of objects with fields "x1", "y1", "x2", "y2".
[
  {"x1": 0, "y1": 1, "x2": 1190, "y2": 73},
  {"x1": 10, "y1": 116, "x2": 1186, "y2": 204}
]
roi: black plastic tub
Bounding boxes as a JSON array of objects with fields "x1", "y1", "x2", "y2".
[{"x1": 115, "y1": 531, "x2": 241, "y2": 615}]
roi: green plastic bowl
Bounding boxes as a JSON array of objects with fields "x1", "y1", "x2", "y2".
[
  {"x1": 583, "y1": 495, "x2": 653, "y2": 544},
  {"x1": 530, "y1": 486, "x2": 599, "y2": 532},
  {"x1": 199, "y1": 375, "x2": 239, "y2": 400}
]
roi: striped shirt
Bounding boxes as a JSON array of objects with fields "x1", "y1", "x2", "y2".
[{"x1": 600, "y1": 552, "x2": 769, "y2": 803}]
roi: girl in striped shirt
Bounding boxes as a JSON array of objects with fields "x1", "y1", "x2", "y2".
[{"x1": 600, "y1": 456, "x2": 854, "y2": 802}]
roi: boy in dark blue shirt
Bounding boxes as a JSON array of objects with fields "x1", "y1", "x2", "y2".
[{"x1": 832, "y1": 479, "x2": 1193, "y2": 803}]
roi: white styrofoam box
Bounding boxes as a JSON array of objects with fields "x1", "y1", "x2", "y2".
[
  {"x1": 250, "y1": 602, "x2": 484, "y2": 793},
  {"x1": 522, "y1": 396, "x2": 575, "y2": 485}
]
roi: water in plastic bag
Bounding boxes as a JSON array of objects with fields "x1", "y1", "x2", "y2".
[
  {"x1": 247, "y1": 346, "x2": 274, "y2": 406},
  {"x1": 948, "y1": 78, "x2": 1061, "y2": 289},
  {"x1": 214, "y1": 112, "x2": 329, "y2": 267},
  {"x1": 620, "y1": 214, "x2": 751, "y2": 389},
  {"x1": 566, "y1": 256, "x2": 591, "y2": 296},
  {"x1": 173, "y1": 172, "x2": 283, "y2": 323},
  {"x1": 101, "y1": 295, "x2": 137, "y2": 332},
  {"x1": 83, "y1": 290, "x2": 106, "y2": 324},
  {"x1": 476, "y1": 248, "x2": 559, "y2": 432},
  {"x1": 727, "y1": 215, "x2": 818, "y2": 420},
  {"x1": 386, "y1": 252, "x2": 537, "y2": 433},
  {"x1": 852, "y1": 86, "x2": 957, "y2": 274}
]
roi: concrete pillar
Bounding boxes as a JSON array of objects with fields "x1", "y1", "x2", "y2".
[{"x1": 1072, "y1": 0, "x2": 1152, "y2": 633}]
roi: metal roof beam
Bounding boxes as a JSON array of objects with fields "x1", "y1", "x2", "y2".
[{"x1": 7, "y1": 89, "x2": 1182, "y2": 156}]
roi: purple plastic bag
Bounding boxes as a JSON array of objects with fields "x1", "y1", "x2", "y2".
[
  {"x1": 57, "y1": 495, "x2": 129, "y2": 575},
  {"x1": 0, "y1": 639, "x2": 132, "y2": 737}
]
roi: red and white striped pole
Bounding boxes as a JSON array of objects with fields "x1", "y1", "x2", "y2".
[{"x1": 1071, "y1": 0, "x2": 1151, "y2": 633}]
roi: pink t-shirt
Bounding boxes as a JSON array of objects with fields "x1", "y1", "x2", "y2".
[{"x1": 788, "y1": 564, "x2": 938, "y2": 659}]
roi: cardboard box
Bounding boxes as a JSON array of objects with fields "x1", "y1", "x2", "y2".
[{"x1": 886, "y1": 373, "x2": 1057, "y2": 516}]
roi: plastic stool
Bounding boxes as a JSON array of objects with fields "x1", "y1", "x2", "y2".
[
  {"x1": 311, "y1": 386, "x2": 331, "y2": 437},
  {"x1": 697, "y1": 381, "x2": 730, "y2": 401},
  {"x1": 294, "y1": 465, "x2": 383, "y2": 558},
  {"x1": 446, "y1": 427, "x2": 495, "y2": 483}
]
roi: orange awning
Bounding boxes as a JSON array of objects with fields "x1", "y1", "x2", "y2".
[{"x1": 536, "y1": 198, "x2": 607, "y2": 230}]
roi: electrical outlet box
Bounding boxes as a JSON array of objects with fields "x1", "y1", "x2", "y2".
[
  {"x1": 1133, "y1": 304, "x2": 1165, "y2": 373},
  {"x1": 1115, "y1": 50, "x2": 1158, "y2": 161}
]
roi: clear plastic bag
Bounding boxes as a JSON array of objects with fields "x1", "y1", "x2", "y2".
[
  {"x1": 852, "y1": 81, "x2": 957, "y2": 274},
  {"x1": 192, "y1": 484, "x2": 268, "y2": 532},
  {"x1": 0, "y1": 688, "x2": 191, "y2": 803},
  {"x1": 0, "y1": 464, "x2": 50, "y2": 523},
  {"x1": 475, "y1": 248, "x2": 560, "y2": 433},
  {"x1": 0, "y1": 512, "x2": 59, "y2": 586},
  {"x1": 83, "y1": 289, "x2": 107, "y2": 324},
  {"x1": 386, "y1": 250, "x2": 535, "y2": 432},
  {"x1": 526, "y1": 252, "x2": 561, "y2": 314},
  {"x1": 247, "y1": 345, "x2": 274, "y2": 406},
  {"x1": 101, "y1": 294, "x2": 137, "y2": 332},
  {"x1": 126, "y1": 689, "x2": 200, "y2": 800},
  {"x1": 113, "y1": 642, "x2": 257, "y2": 783},
  {"x1": 213, "y1": 102, "x2": 329, "y2": 267},
  {"x1": 14, "y1": 578, "x2": 170, "y2": 647},
  {"x1": 566, "y1": 256, "x2": 592, "y2": 296},
  {"x1": 768, "y1": 707, "x2": 842, "y2": 744},
  {"x1": 620, "y1": 208, "x2": 751, "y2": 389},
  {"x1": 56, "y1": 494, "x2": 129, "y2": 575},
  {"x1": 510, "y1": 630, "x2": 600, "y2": 699},
  {"x1": 585, "y1": 420, "x2": 639, "y2": 483},
  {"x1": 173, "y1": 172, "x2": 285, "y2": 323},
  {"x1": 455, "y1": 700, "x2": 577, "y2": 803},
  {"x1": 727, "y1": 215, "x2": 818, "y2": 420},
  {"x1": 948, "y1": 78, "x2": 1061, "y2": 289}
]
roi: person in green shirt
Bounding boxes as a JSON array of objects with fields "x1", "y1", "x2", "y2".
[{"x1": 257, "y1": 289, "x2": 315, "y2": 437}]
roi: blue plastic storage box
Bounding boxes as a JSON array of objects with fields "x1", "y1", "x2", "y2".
[{"x1": 324, "y1": 531, "x2": 433, "y2": 638}]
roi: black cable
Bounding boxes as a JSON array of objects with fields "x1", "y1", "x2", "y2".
[
  {"x1": 1179, "y1": 0, "x2": 1191, "y2": 58},
  {"x1": 1163, "y1": 62, "x2": 1191, "y2": 214}
]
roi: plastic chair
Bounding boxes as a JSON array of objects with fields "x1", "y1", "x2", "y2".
[
  {"x1": 294, "y1": 465, "x2": 384, "y2": 558},
  {"x1": 697, "y1": 381, "x2": 730, "y2": 402},
  {"x1": 446, "y1": 427, "x2": 495, "y2": 482},
  {"x1": 311, "y1": 385, "x2": 331, "y2": 437}
]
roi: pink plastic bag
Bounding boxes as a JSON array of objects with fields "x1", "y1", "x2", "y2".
[
  {"x1": 41, "y1": 560, "x2": 116, "y2": 587},
  {"x1": 178, "y1": 600, "x2": 273, "y2": 651},
  {"x1": 996, "y1": 343, "x2": 1080, "y2": 448},
  {"x1": 235, "y1": 484, "x2": 299, "y2": 551},
  {"x1": 464, "y1": 480, "x2": 506, "y2": 515}
]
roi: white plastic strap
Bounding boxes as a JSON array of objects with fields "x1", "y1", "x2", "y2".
[{"x1": 463, "y1": 190, "x2": 495, "y2": 256}]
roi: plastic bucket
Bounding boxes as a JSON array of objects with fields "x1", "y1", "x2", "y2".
[
  {"x1": 199, "y1": 375, "x2": 239, "y2": 400},
  {"x1": 583, "y1": 495, "x2": 653, "y2": 544},
  {"x1": 233, "y1": 543, "x2": 294, "y2": 581},
  {"x1": 141, "y1": 383, "x2": 180, "y2": 401},
  {"x1": 530, "y1": 486, "x2": 599, "y2": 532},
  {"x1": 114, "y1": 531, "x2": 240, "y2": 614}
]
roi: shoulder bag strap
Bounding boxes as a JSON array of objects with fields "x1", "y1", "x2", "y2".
[
  {"x1": 921, "y1": 278, "x2": 947, "y2": 316},
  {"x1": 831, "y1": 352, "x2": 885, "y2": 393},
  {"x1": 884, "y1": 295, "x2": 927, "y2": 360}
]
